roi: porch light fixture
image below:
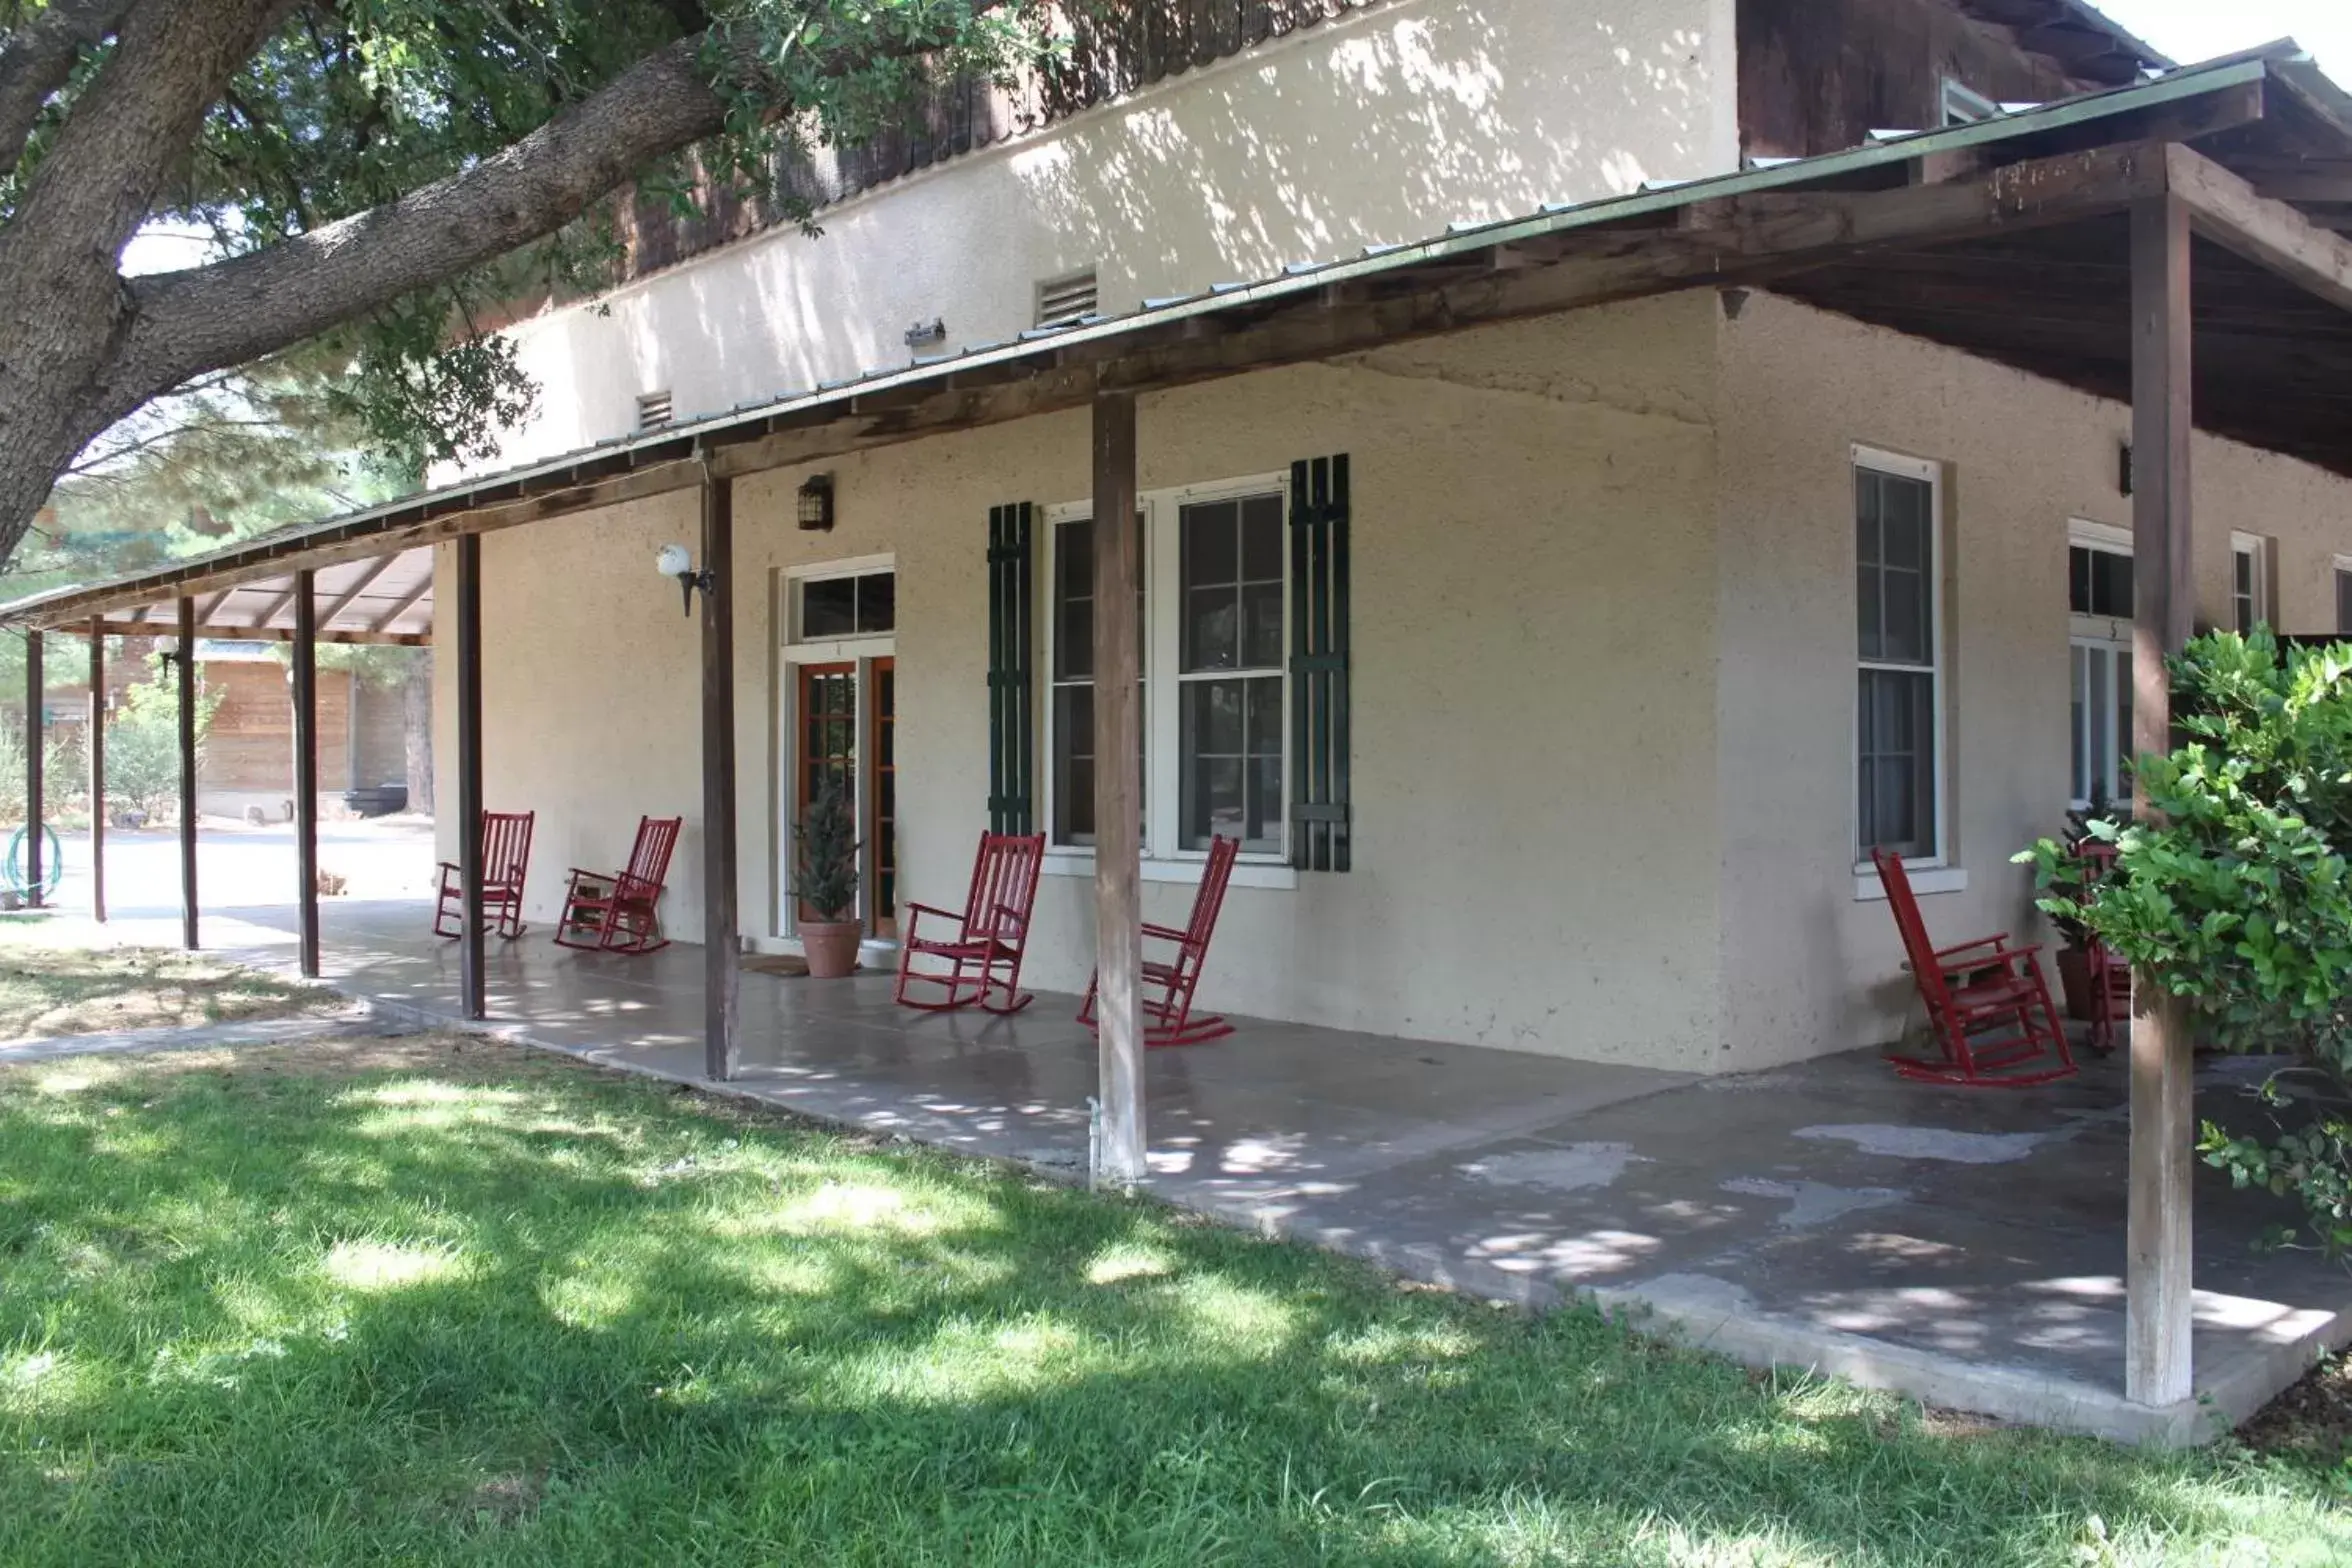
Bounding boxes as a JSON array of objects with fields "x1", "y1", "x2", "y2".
[
  {"x1": 903, "y1": 316, "x2": 947, "y2": 349},
  {"x1": 797, "y1": 473, "x2": 836, "y2": 533},
  {"x1": 655, "y1": 542, "x2": 713, "y2": 617}
]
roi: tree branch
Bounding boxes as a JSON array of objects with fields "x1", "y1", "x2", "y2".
[
  {"x1": 121, "y1": 32, "x2": 734, "y2": 388},
  {"x1": 0, "y1": 0, "x2": 136, "y2": 177}
]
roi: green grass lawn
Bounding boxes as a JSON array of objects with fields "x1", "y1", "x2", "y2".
[
  {"x1": 0, "y1": 919, "x2": 339, "y2": 1040},
  {"x1": 0, "y1": 1035, "x2": 2344, "y2": 1567}
]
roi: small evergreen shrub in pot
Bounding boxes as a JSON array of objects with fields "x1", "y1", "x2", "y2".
[
  {"x1": 2020, "y1": 629, "x2": 2352, "y2": 1259},
  {"x1": 793, "y1": 775, "x2": 864, "y2": 978}
]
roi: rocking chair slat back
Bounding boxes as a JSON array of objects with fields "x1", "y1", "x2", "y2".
[
  {"x1": 1872, "y1": 848, "x2": 1955, "y2": 1018},
  {"x1": 619, "y1": 815, "x2": 682, "y2": 899},
  {"x1": 1078, "y1": 834, "x2": 1241, "y2": 1047},
  {"x1": 892, "y1": 832, "x2": 1048, "y2": 1014},
  {"x1": 967, "y1": 831, "x2": 1044, "y2": 940},
  {"x1": 482, "y1": 811, "x2": 535, "y2": 889}
]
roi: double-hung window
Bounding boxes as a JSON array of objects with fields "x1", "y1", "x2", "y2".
[
  {"x1": 1855, "y1": 451, "x2": 1944, "y2": 864},
  {"x1": 2231, "y1": 532, "x2": 2270, "y2": 635},
  {"x1": 1046, "y1": 475, "x2": 1289, "y2": 864},
  {"x1": 2066, "y1": 520, "x2": 2134, "y2": 811}
]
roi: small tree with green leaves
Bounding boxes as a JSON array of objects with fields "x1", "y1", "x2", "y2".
[
  {"x1": 103, "y1": 665, "x2": 221, "y2": 825},
  {"x1": 2020, "y1": 628, "x2": 2352, "y2": 1258},
  {"x1": 792, "y1": 773, "x2": 862, "y2": 923}
]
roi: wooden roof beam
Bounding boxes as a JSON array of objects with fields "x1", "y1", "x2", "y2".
[
  {"x1": 2167, "y1": 142, "x2": 2352, "y2": 313},
  {"x1": 315, "y1": 553, "x2": 400, "y2": 627},
  {"x1": 370, "y1": 573, "x2": 435, "y2": 634},
  {"x1": 91, "y1": 620, "x2": 428, "y2": 647}
]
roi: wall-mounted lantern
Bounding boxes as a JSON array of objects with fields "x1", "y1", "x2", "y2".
[
  {"x1": 797, "y1": 474, "x2": 836, "y2": 533},
  {"x1": 903, "y1": 317, "x2": 947, "y2": 349},
  {"x1": 654, "y1": 542, "x2": 714, "y2": 617}
]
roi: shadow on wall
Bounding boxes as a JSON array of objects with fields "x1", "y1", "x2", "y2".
[{"x1": 499, "y1": 0, "x2": 1728, "y2": 461}]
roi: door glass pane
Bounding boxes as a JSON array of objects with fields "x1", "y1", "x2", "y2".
[
  {"x1": 2117, "y1": 650, "x2": 2134, "y2": 803},
  {"x1": 2071, "y1": 644, "x2": 2089, "y2": 803},
  {"x1": 2087, "y1": 645, "x2": 2113, "y2": 807}
]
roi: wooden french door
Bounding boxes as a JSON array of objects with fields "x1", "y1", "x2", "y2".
[{"x1": 795, "y1": 659, "x2": 897, "y2": 938}]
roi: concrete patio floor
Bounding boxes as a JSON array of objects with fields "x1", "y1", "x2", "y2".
[{"x1": 62, "y1": 896, "x2": 2352, "y2": 1446}]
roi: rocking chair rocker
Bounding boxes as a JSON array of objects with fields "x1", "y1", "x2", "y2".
[
  {"x1": 1872, "y1": 847, "x2": 2076, "y2": 1087},
  {"x1": 433, "y1": 809, "x2": 535, "y2": 940},
  {"x1": 1080, "y1": 834, "x2": 1240, "y2": 1047},
  {"x1": 555, "y1": 815, "x2": 682, "y2": 955},
  {"x1": 893, "y1": 832, "x2": 1046, "y2": 1013}
]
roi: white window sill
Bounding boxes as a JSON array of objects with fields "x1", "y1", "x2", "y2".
[
  {"x1": 1043, "y1": 851, "x2": 1298, "y2": 891},
  {"x1": 1853, "y1": 866, "x2": 1968, "y2": 902}
]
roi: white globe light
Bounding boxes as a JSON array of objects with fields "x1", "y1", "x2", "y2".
[{"x1": 654, "y1": 543, "x2": 692, "y2": 578}]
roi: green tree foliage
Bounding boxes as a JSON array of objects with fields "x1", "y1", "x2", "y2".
[
  {"x1": 2020, "y1": 629, "x2": 2352, "y2": 1258},
  {"x1": 102, "y1": 662, "x2": 221, "y2": 823},
  {"x1": 0, "y1": 0, "x2": 1048, "y2": 558}
]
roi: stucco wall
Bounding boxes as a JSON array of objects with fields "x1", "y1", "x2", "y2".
[
  {"x1": 1712, "y1": 290, "x2": 2352, "y2": 1071},
  {"x1": 478, "y1": 0, "x2": 1737, "y2": 468},
  {"x1": 442, "y1": 296, "x2": 1732, "y2": 1069}
]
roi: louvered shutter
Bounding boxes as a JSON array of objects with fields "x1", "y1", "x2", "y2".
[
  {"x1": 986, "y1": 502, "x2": 1036, "y2": 834},
  {"x1": 1289, "y1": 455, "x2": 1351, "y2": 871}
]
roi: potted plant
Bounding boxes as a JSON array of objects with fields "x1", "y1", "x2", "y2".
[
  {"x1": 793, "y1": 774, "x2": 864, "y2": 978},
  {"x1": 2040, "y1": 782, "x2": 2130, "y2": 1019}
]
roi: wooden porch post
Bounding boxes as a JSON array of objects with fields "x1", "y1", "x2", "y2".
[
  {"x1": 455, "y1": 535, "x2": 486, "y2": 1020},
  {"x1": 177, "y1": 596, "x2": 198, "y2": 949},
  {"x1": 701, "y1": 469, "x2": 741, "y2": 1082},
  {"x1": 1091, "y1": 391, "x2": 1146, "y2": 1186},
  {"x1": 86, "y1": 620, "x2": 104, "y2": 923},
  {"x1": 2127, "y1": 191, "x2": 2198, "y2": 1409},
  {"x1": 292, "y1": 569, "x2": 321, "y2": 978},
  {"x1": 21, "y1": 629, "x2": 40, "y2": 908}
]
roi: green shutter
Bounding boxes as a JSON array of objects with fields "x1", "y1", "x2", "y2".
[
  {"x1": 1289, "y1": 455, "x2": 1351, "y2": 872},
  {"x1": 986, "y1": 501, "x2": 1036, "y2": 834}
]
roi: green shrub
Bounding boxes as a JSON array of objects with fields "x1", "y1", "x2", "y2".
[
  {"x1": 103, "y1": 666, "x2": 220, "y2": 824},
  {"x1": 2019, "y1": 629, "x2": 2352, "y2": 1257}
]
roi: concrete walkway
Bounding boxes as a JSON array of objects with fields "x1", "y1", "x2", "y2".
[{"x1": 38, "y1": 898, "x2": 2352, "y2": 1446}]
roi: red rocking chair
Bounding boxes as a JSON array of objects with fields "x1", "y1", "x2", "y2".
[
  {"x1": 894, "y1": 832, "x2": 1046, "y2": 1013},
  {"x1": 433, "y1": 810, "x2": 535, "y2": 940},
  {"x1": 1872, "y1": 848, "x2": 2076, "y2": 1087},
  {"x1": 555, "y1": 815, "x2": 682, "y2": 955},
  {"x1": 1080, "y1": 834, "x2": 1240, "y2": 1047},
  {"x1": 2075, "y1": 839, "x2": 2133, "y2": 1053}
]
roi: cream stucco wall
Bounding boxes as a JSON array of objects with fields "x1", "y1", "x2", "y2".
[
  {"x1": 441, "y1": 296, "x2": 1733, "y2": 1070},
  {"x1": 478, "y1": 0, "x2": 1738, "y2": 467},
  {"x1": 1712, "y1": 291, "x2": 2352, "y2": 1072}
]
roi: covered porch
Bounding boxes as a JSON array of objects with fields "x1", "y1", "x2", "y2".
[{"x1": 63, "y1": 895, "x2": 2342, "y2": 1447}]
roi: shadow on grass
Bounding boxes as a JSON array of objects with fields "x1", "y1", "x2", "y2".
[
  {"x1": 0, "y1": 939, "x2": 334, "y2": 1040},
  {"x1": 0, "y1": 1037, "x2": 2339, "y2": 1567}
]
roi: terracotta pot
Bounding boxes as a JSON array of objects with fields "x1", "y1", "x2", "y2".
[
  {"x1": 799, "y1": 919, "x2": 863, "y2": 979},
  {"x1": 2055, "y1": 946, "x2": 2097, "y2": 1021}
]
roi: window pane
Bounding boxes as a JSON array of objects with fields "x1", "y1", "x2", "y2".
[
  {"x1": 1182, "y1": 676, "x2": 1281, "y2": 853},
  {"x1": 801, "y1": 577, "x2": 856, "y2": 639},
  {"x1": 1185, "y1": 586, "x2": 1238, "y2": 671},
  {"x1": 1055, "y1": 520, "x2": 1093, "y2": 680},
  {"x1": 1879, "y1": 565, "x2": 1925, "y2": 665},
  {"x1": 1857, "y1": 668, "x2": 1935, "y2": 858},
  {"x1": 1857, "y1": 470, "x2": 1931, "y2": 666},
  {"x1": 1054, "y1": 685, "x2": 1094, "y2": 845},
  {"x1": 1241, "y1": 495, "x2": 1285, "y2": 579},
  {"x1": 1241, "y1": 582, "x2": 1284, "y2": 670},
  {"x1": 2069, "y1": 547, "x2": 2092, "y2": 616},
  {"x1": 2339, "y1": 569, "x2": 2352, "y2": 635},
  {"x1": 1184, "y1": 500, "x2": 1239, "y2": 585},
  {"x1": 2088, "y1": 646, "x2": 2113, "y2": 807},
  {"x1": 2071, "y1": 644, "x2": 2089, "y2": 803},
  {"x1": 2091, "y1": 551, "x2": 2133, "y2": 620},
  {"x1": 2117, "y1": 650, "x2": 2134, "y2": 802},
  {"x1": 856, "y1": 572, "x2": 895, "y2": 634}
]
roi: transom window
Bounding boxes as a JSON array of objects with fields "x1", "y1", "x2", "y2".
[
  {"x1": 1855, "y1": 452, "x2": 1943, "y2": 864},
  {"x1": 2337, "y1": 556, "x2": 2352, "y2": 634},
  {"x1": 793, "y1": 568, "x2": 895, "y2": 642},
  {"x1": 1047, "y1": 476, "x2": 1289, "y2": 861}
]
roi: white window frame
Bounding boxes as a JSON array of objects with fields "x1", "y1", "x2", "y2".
[
  {"x1": 785, "y1": 552, "x2": 897, "y2": 660},
  {"x1": 1852, "y1": 446, "x2": 1962, "y2": 900},
  {"x1": 2066, "y1": 520, "x2": 2135, "y2": 813},
  {"x1": 1040, "y1": 473, "x2": 1299, "y2": 891},
  {"x1": 2231, "y1": 531, "x2": 2270, "y2": 635}
]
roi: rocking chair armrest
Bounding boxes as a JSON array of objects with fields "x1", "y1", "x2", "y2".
[
  {"x1": 1139, "y1": 921, "x2": 1190, "y2": 943},
  {"x1": 903, "y1": 901, "x2": 968, "y2": 935},
  {"x1": 1930, "y1": 934, "x2": 2013, "y2": 961},
  {"x1": 1934, "y1": 941, "x2": 2041, "y2": 975}
]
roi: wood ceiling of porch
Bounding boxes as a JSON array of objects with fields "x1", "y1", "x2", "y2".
[{"x1": 86, "y1": 545, "x2": 432, "y2": 646}]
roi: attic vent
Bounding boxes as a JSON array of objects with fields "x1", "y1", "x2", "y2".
[
  {"x1": 1034, "y1": 268, "x2": 1098, "y2": 329},
  {"x1": 636, "y1": 390, "x2": 674, "y2": 430}
]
